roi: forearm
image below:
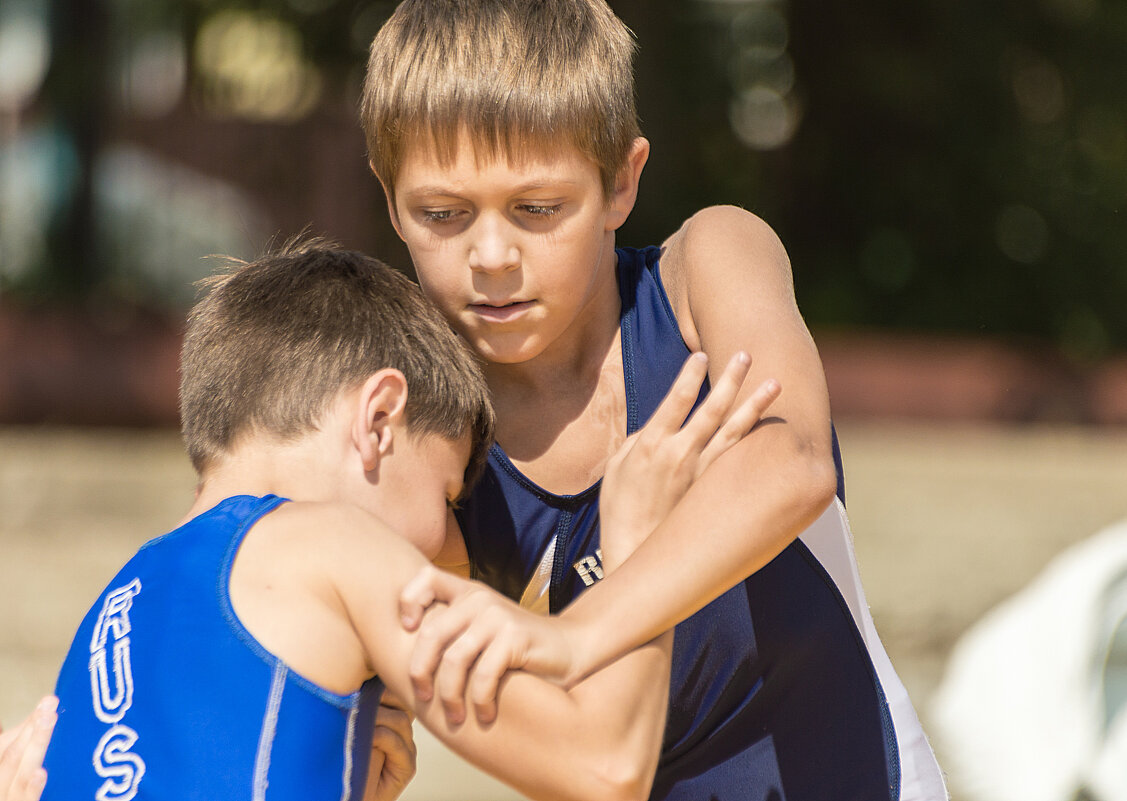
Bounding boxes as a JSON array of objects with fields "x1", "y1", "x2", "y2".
[
  {"x1": 554, "y1": 205, "x2": 841, "y2": 682},
  {"x1": 391, "y1": 524, "x2": 673, "y2": 800},
  {"x1": 562, "y1": 423, "x2": 837, "y2": 681},
  {"x1": 417, "y1": 631, "x2": 672, "y2": 801},
  {"x1": 369, "y1": 525, "x2": 671, "y2": 801}
]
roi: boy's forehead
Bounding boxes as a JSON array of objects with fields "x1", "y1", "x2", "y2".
[{"x1": 396, "y1": 128, "x2": 597, "y2": 187}]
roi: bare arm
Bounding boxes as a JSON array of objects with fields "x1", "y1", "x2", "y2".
[
  {"x1": 333, "y1": 518, "x2": 671, "y2": 801},
  {"x1": 397, "y1": 353, "x2": 780, "y2": 717},
  {"x1": 558, "y1": 205, "x2": 838, "y2": 681},
  {"x1": 344, "y1": 353, "x2": 773, "y2": 800},
  {"x1": 429, "y1": 512, "x2": 471, "y2": 578}
]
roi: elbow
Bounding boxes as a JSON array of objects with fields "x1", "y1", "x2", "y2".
[
  {"x1": 589, "y1": 757, "x2": 657, "y2": 801},
  {"x1": 793, "y1": 441, "x2": 840, "y2": 524},
  {"x1": 580, "y1": 732, "x2": 660, "y2": 801}
]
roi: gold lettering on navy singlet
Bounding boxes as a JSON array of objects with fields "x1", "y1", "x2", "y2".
[{"x1": 573, "y1": 549, "x2": 605, "y2": 587}]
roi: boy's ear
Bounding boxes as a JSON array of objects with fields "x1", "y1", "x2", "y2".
[
  {"x1": 371, "y1": 160, "x2": 406, "y2": 242},
  {"x1": 353, "y1": 368, "x2": 409, "y2": 472},
  {"x1": 605, "y1": 137, "x2": 650, "y2": 232}
]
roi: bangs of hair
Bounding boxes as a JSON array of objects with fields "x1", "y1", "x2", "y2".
[{"x1": 362, "y1": 0, "x2": 640, "y2": 196}]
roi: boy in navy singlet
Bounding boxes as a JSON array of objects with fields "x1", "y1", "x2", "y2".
[
  {"x1": 360, "y1": 2, "x2": 947, "y2": 799},
  {"x1": 36, "y1": 242, "x2": 773, "y2": 801}
]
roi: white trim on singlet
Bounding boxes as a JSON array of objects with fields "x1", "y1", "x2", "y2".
[
  {"x1": 519, "y1": 535, "x2": 557, "y2": 615},
  {"x1": 340, "y1": 700, "x2": 359, "y2": 801},
  {"x1": 253, "y1": 663, "x2": 287, "y2": 800},
  {"x1": 799, "y1": 499, "x2": 949, "y2": 801}
]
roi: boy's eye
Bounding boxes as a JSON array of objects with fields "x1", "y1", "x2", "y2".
[
  {"x1": 518, "y1": 203, "x2": 562, "y2": 217},
  {"x1": 421, "y1": 209, "x2": 462, "y2": 223}
]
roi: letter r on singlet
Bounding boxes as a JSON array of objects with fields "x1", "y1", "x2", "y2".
[{"x1": 573, "y1": 550, "x2": 605, "y2": 587}]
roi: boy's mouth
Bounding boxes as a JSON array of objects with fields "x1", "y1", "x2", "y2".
[{"x1": 469, "y1": 299, "x2": 534, "y2": 322}]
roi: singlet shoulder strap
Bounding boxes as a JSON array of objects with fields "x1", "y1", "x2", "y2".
[{"x1": 615, "y1": 246, "x2": 699, "y2": 436}]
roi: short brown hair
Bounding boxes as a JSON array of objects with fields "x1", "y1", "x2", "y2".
[
  {"x1": 360, "y1": 0, "x2": 641, "y2": 197},
  {"x1": 180, "y1": 240, "x2": 494, "y2": 487}
]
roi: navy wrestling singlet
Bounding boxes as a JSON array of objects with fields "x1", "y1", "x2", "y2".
[
  {"x1": 457, "y1": 246, "x2": 946, "y2": 801},
  {"x1": 43, "y1": 494, "x2": 383, "y2": 801}
]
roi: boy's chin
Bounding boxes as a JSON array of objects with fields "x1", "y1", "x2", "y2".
[{"x1": 461, "y1": 334, "x2": 542, "y2": 366}]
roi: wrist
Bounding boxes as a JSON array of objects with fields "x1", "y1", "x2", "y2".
[
  {"x1": 598, "y1": 524, "x2": 646, "y2": 572},
  {"x1": 556, "y1": 593, "x2": 614, "y2": 687}
]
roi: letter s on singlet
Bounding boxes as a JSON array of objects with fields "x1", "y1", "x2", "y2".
[{"x1": 94, "y1": 725, "x2": 146, "y2": 801}]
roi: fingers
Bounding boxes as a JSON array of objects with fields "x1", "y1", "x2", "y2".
[
  {"x1": 429, "y1": 614, "x2": 496, "y2": 725},
  {"x1": 676, "y1": 351, "x2": 752, "y2": 449},
  {"x1": 406, "y1": 576, "x2": 493, "y2": 705},
  {"x1": 697, "y1": 378, "x2": 780, "y2": 475},
  {"x1": 376, "y1": 690, "x2": 413, "y2": 718},
  {"x1": 643, "y1": 351, "x2": 710, "y2": 433},
  {"x1": 369, "y1": 723, "x2": 413, "y2": 770},
  {"x1": 0, "y1": 697, "x2": 56, "y2": 801},
  {"x1": 376, "y1": 702, "x2": 416, "y2": 748},
  {"x1": 406, "y1": 585, "x2": 567, "y2": 728},
  {"x1": 19, "y1": 699, "x2": 55, "y2": 797},
  {"x1": 427, "y1": 605, "x2": 528, "y2": 726},
  {"x1": 400, "y1": 564, "x2": 481, "y2": 630},
  {"x1": 366, "y1": 703, "x2": 418, "y2": 801},
  {"x1": 398, "y1": 565, "x2": 447, "y2": 631},
  {"x1": 400, "y1": 565, "x2": 484, "y2": 701},
  {"x1": 407, "y1": 602, "x2": 470, "y2": 704},
  {"x1": 466, "y1": 636, "x2": 516, "y2": 725}
]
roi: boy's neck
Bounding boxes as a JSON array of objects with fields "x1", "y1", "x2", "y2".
[
  {"x1": 483, "y1": 273, "x2": 628, "y2": 486},
  {"x1": 183, "y1": 434, "x2": 344, "y2": 525},
  {"x1": 484, "y1": 264, "x2": 622, "y2": 401}
]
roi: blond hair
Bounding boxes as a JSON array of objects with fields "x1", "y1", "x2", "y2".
[
  {"x1": 360, "y1": 0, "x2": 641, "y2": 197},
  {"x1": 180, "y1": 239, "x2": 494, "y2": 486}
]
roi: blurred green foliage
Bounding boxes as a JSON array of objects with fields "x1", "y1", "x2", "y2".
[
  {"x1": 9, "y1": 0, "x2": 1127, "y2": 358},
  {"x1": 616, "y1": 0, "x2": 1127, "y2": 361}
]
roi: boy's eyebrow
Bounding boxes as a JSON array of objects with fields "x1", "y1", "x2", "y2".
[{"x1": 401, "y1": 178, "x2": 582, "y2": 199}]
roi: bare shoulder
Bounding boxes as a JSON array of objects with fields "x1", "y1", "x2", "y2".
[
  {"x1": 230, "y1": 500, "x2": 417, "y2": 694},
  {"x1": 268, "y1": 499, "x2": 398, "y2": 543},
  {"x1": 662, "y1": 205, "x2": 792, "y2": 288},
  {"x1": 252, "y1": 500, "x2": 421, "y2": 585},
  {"x1": 659, "y1": 205, "x2": 798, "y2": 351}
]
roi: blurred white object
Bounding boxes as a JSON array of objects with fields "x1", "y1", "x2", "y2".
[
  {"x1": 1, "y1": 126, "x2": 268, "y2": 303},
  {"x1": 931, "y1": 517, "x2": 1127, "y2": 801}
]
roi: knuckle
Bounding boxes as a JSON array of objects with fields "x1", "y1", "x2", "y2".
[
  {"x1": 480, "y1": 605, "x2": 503, "y2": 625},
  {"x1": 443, "y1": 645, "x2": 473, "y2": 672},
  {"x1": 441, "y1": 695, "x2": 466, "y2": 715}
]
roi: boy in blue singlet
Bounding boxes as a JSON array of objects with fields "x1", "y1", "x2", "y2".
[
  {"x1": 35, "y1": 242, "x2": 772, "y2": 801},
  {"x1": 359, "y1": 2, "x2": 948, "y2": 799}
]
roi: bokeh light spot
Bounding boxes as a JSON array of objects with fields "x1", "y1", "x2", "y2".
[
  {"x1": 1007, "y1": 49, "x2": 1067, "y2": 125},
  {"x1": 729, "y1": 85, "x2": 799, "y2": 150},
  {"x1": 0, "y1": 13, "x2": 50, "y2": 112},
  {"x1": 194, "y1": 10, "x2": 322, "y2": 122},
  {"x1": 121, "y1": 32, "x2": 186, "y2": 118},
  {"x1": 995, "y1": 204, "x2": 1049, "y2": 264}
]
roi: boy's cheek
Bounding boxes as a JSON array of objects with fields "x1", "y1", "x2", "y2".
[{"x1": 413, "y1": 268, "x2": 464, "y2": 310}]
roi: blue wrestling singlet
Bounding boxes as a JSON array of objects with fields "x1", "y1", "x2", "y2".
[
  {"x1": 457, "y1": 246, "x2": 946, "y2": 801},
  {"x1": 42, "y1": 495, "x2": 383, "y2": 801}
]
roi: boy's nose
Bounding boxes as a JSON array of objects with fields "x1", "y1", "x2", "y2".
[{"x1": 468, "y1": 216, "x2": 519, "y2": 274}]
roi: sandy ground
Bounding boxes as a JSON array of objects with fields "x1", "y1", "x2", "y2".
[{"x1": 2, "y1": 421, "x2": 1126, "y2": 800}]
